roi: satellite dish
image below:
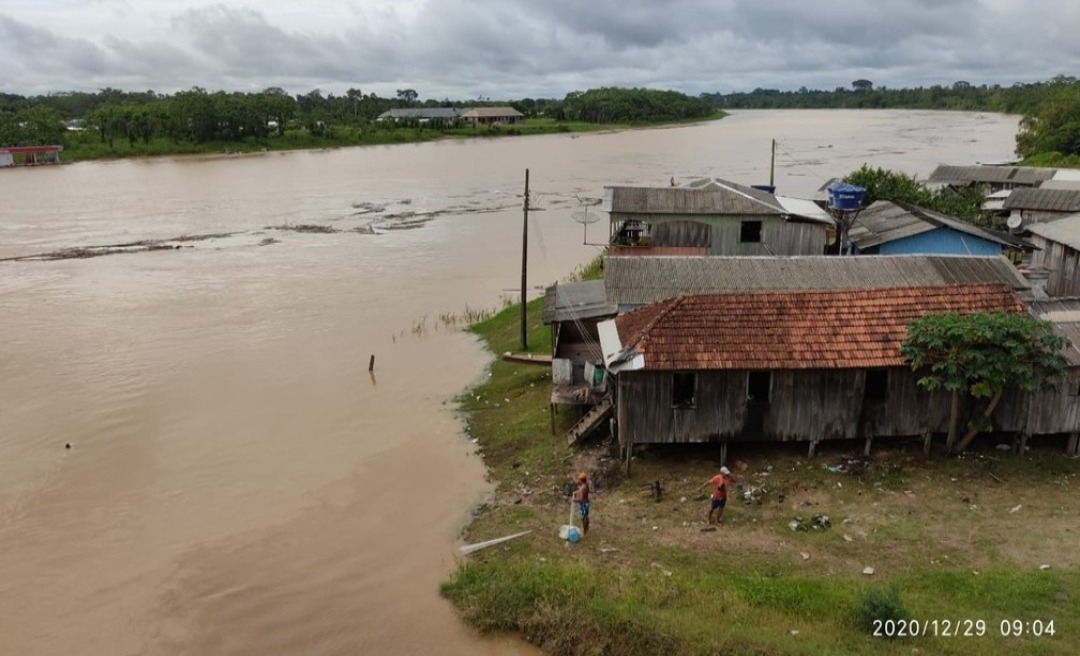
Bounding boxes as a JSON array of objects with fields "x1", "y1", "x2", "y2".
[
  {"x1": 1006, "y1": 214, "x2": 1022, "y2": 230},
  {"x1": 571, "y1": 209, "x2": 599, "y2": 225}
]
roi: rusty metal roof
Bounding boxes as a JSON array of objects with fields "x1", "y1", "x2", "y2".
[
  {"x1": 605, "y1": 178, "x2": 783, "y2": 215},
  {"x1": 1003, "y1": 188, "x2": 1080, "y2": 213},
  {"x1": 612, "y1": 284, "x2": 1024, "y2": 371},
  {"x1": 603, "y1": 255, "x2": 1030, "y2": 306}
]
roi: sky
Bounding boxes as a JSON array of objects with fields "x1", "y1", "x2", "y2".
[{"x1": 1, "y1": 0, "x2": 1079, "y2": 100}]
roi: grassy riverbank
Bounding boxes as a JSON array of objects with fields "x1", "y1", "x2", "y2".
[
  {"x1": 58, "y1": 114, "x2": 725, "y2": 163},
  {"x1": 442, "y1": 264, "x2": 1080, "y2": 655}
]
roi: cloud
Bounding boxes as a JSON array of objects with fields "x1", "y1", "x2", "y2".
[{"x1": 1, "y1": 1, "x2": 1079, "y2": 98}]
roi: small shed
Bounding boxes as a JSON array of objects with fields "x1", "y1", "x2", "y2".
[
  {"x1": 0, "y1": 145, "x2": 62, "y2": 167},
  {"x1": 542, "y1": 280, "x2": 617, "y2": 404},
  {"x1": 847, "y1": 200, "x2": 1028, "y2": 256},
  {"x1": 603, "y1": 178, "x2": 832, "y2": 256},
  {"x1": 598, "y1": 284, "x2": 1026, "y2": 454}
]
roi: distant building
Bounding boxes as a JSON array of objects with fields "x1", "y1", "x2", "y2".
[
  {"x1": 0, "y1": 145, "x2": 62, "y2": 167},
  {"x1": 375, "y1": 108, "x2": 462, "y2": 126},
  {"x1": 458, "y1": 107, "x2": 524, "y2": 126},
  {"x1": 927, "y1": 164, "x2": 1056, "y2": 193},
  {"x1": 1003, "y1": 188, "x2": 1080, "y2": 226},
  {"x1": 1027, "y1": 213, "x2": 1080, "y2": 297}
]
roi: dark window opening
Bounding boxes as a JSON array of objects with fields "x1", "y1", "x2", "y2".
[
  {"x1": 864, "y1": 369, "x2": 889, "y2": 402},
  {"x1": 1070, "y1": 379, "x2": 1080, "y2": 397},
  {"x1": 747, "y1": 371, "x2": 771, "y2": 403},
  {"x1": 740, "y1": 220, "x2": 763, "y2": 243},
  {"x1": 672, "y1": 373, "x2": 696, "y2": 407}
]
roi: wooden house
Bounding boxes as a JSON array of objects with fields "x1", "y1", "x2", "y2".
[
  {"x1": 847, "y1": 201, "x2": 1028, "y2": 257},
  {"x1": 1003, "y1": 188, "x2": 1080, "y2": 226},
  {"x1": 602, "y1": 254, "x2": 1034, "y2": 312},
  {"x1": 375, "y1": 108, "x2": 462, "y2": 126},
  {"x1": 1027, "y1": 213, "x2": 1080, "y2": 297},
  {"x1": 603, "y1": 178, "x2": 833, "y2": 256},
  {"x1": 598, "y1": 283, "x2": 1029, "y2": 461}
]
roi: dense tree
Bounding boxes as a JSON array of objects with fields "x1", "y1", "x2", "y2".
[
  {"x1": 843, "y1": 165, "x2": 989, "y2": 226},
  {"x1": 901, "y1": 312, "x2": 1067, "y2": 453},
  {"x1": 1016, "y1": 78, "x2": 1080, "y2": 158},
  {"x1": 558, "y1": 87, "x2": 713, "y2": 123}
]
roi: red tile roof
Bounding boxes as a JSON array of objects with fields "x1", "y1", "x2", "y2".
[{"x1": 613, "y1": 283, "x2": 1024, "y2": 370}]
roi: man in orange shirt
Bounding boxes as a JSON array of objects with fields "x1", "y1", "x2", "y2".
[{"x1": 699, "y1": 466, "x2": 734, "y2": 525}]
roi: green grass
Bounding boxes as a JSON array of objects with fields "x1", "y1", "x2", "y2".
[{"x1": 445, "y1": 255, "x2": 1079, "y2": 655}]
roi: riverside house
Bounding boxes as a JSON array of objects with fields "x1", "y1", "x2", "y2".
[
  {"x1": 598, "y1": 283, "x2": 1050, "y2": 463},
  {"x1": 604, "y1": 178, "x2": 833, "y2": 256}
]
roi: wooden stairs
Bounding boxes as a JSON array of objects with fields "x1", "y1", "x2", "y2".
[{"x1": 566, "y1": 395, "x2": 613, "y2": 446}]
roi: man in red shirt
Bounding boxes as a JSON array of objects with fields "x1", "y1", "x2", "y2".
[{"x1": 699, "y1": 466, "x2": 734, "y2": 525}]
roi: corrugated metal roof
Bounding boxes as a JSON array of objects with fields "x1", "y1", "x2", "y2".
[
  {"x1": 459, "y1": 107, "x2": 524, "y2": 118},
  {"x1": 377, "y1": 108, "x2": 461, "y2": 119},
  {"x1": 1027, "y1": 213, "x2": 1080, "y2": 252},
  {"x1": 1026, "y1": 298, "x2": 1080, "y2": 366},
  {"x1": 542, "y1": 280, "x2": 617, "y2": 324},
  {"x1": 1003, "y1": 188, "x2": 1080, "y2": 213},
  {"x1": 1038, "y1": 180, "x2": 1080, "y2": 191},
  {"x1": 612, "y1": 284, "x2": 1023, "y2": 371},
  {"x1": 604, "y1": 178, "x2": 830, "y2": 223},
  {"x1": 927, "y1": 165, "x2": 1056, "y2": 185},
  {"x1": 603, "y1": 254, "x2": 1030, "y2": 305},
  {"x1": 849, "y1": 201, "x2": 1027, "y2": 250}
]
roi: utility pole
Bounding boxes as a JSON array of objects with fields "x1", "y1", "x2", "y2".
[
  {"x1": 769, "y1": 138, "x2": 776, "y2": 188},
  {"x1": 520, "y1": 168, "x2": 529, "y2": 351}
]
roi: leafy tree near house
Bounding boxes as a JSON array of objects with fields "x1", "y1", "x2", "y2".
[
  {"x1": 900, "y1": 312, "x2": 1067, "y2": 454},
  {"x1": 843, "y1": 164, "x2": 990, "y2": 226}
]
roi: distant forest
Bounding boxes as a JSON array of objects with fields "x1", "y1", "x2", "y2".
[{"x1": 2, "y1": 77, "x2": 1079, "y2": 164}]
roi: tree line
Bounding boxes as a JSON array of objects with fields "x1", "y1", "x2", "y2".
[{"x1": 0, "y1": 86, "x2": 714, "y2": 153}]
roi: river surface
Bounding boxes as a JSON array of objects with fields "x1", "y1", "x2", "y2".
[{"x1": 0, "y1": 110, "x2": 1019, "y2": 655}]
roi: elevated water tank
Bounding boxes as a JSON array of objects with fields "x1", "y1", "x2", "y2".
[
  {"x1": 751, "y1": 184, "x2": 776, "y2": 194},
  {"x1": 827, "y1": 183, "x2": 865, "y2": 211}
]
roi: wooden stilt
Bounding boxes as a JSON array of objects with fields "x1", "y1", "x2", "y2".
[
  {"x1": 1019, "y1": 433, "x2": 1029, "y2": 456},
  {"x1": 863, "y1": 437, "x2": 873, "y2": 457},
  {"x1": 922, "y1": 432, "x2": 932, "y2": 456},
  {"x1": 623, "y1": 438, "x2": 633, "y2": 476},
  {"x1": 808, "y1": 440, "x2": 817, "y2": 458},
  {"x1": 720, "y1": 442, "x2": 728, "y2": 466},
  {"x1": 1068, "y1": 433, "x2": 1079, "y2": 456},
  {"x1": 1011, "y1": 433, "x2": 1020, "y2": 455},
  {"x1": 550, "y1": 403, "x2": 556, "y2": 435}
]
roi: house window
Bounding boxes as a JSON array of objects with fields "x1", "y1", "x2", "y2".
[
  {"x1": 672, "y1": 373, "x2": 696, "y2": 407},
  {"x1": 747, "y1": 371, "x2": 771, "y2": 403},
  {"x1": 864, "y1": 369, "x2": 889, "y2": 402},
  {"x1": 1070, "y1": 379, "x2": 1080, "y2": 397},
  {"x1": 740, "y1": 220, "x2": 762, "y2": 243}
]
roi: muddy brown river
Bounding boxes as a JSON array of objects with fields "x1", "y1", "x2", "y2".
[{"x1": 0, "y1": 110, "x2": 1018, "y2": 655}]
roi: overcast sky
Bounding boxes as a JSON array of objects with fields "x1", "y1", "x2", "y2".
[{"x1": 2, "y1": 0, "x2": 1078, "y2": 99}]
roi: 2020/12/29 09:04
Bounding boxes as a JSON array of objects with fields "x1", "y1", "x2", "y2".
[{"x1": 872, "y1": 618, "x2": 1056, "y2": 637}]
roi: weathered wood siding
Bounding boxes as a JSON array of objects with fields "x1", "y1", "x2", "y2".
[
  {"x1": 610, "y1": 213, "x2": 826, "y2": 256},
  {"x1": 618, "y1": 368, "x2": 956, "y2": 445},
  {"x1": 1030, "y1": 235, "x2": 1080, "y2": 297}
]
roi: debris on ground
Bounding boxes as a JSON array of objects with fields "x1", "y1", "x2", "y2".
[
  {"x1": 741, "y1": 484, "x2": 767, "y2": 504},
  {"x1": 1040, "y1": 564, "x2": 1051, "y2": 571},
  {"x1": 788, "y1": 514, "x2": 829, "y2": 531},
  {"x1": 1009, "y1": 504, "x2": 1022, "y2": 514},
  {"x1": 812, "y1": 514, "x2": 831, "y2": 530},
  {"x1": 862, "y1": 566, "x2": 875, "y2": 576},
  {"x1": 800, "y1": 551, "x2": 811, "y2": 560}
]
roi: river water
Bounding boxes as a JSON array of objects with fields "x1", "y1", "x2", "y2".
[{"x1": 0, "y1": 110, "x2": 1018, "y2": 655}]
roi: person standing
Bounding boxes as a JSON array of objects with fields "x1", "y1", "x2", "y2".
[
  {"x1": 699, "y1": 466, "x2": 734, "y2": 525},
  {"x1": 573, "y1": 471, "x2": 590, "y2": 536}
]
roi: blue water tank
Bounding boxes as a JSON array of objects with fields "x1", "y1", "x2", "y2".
[
  {"x1": 752, "y1": 184, "x2": 776, "y2": 194},
  {"x1": 827, "y1": 183, "x2": 865, "y2": 211}
]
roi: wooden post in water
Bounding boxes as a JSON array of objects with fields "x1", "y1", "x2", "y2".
[
  {"x1": 520, "y1": 168, "x2": 530, "y2": 351},
  {"x1": 769, "y1": 138, "x2": 776, "y2": 188},
  {"x1": 368, "y1": 354, "x2": 375, "y2": 372}
]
